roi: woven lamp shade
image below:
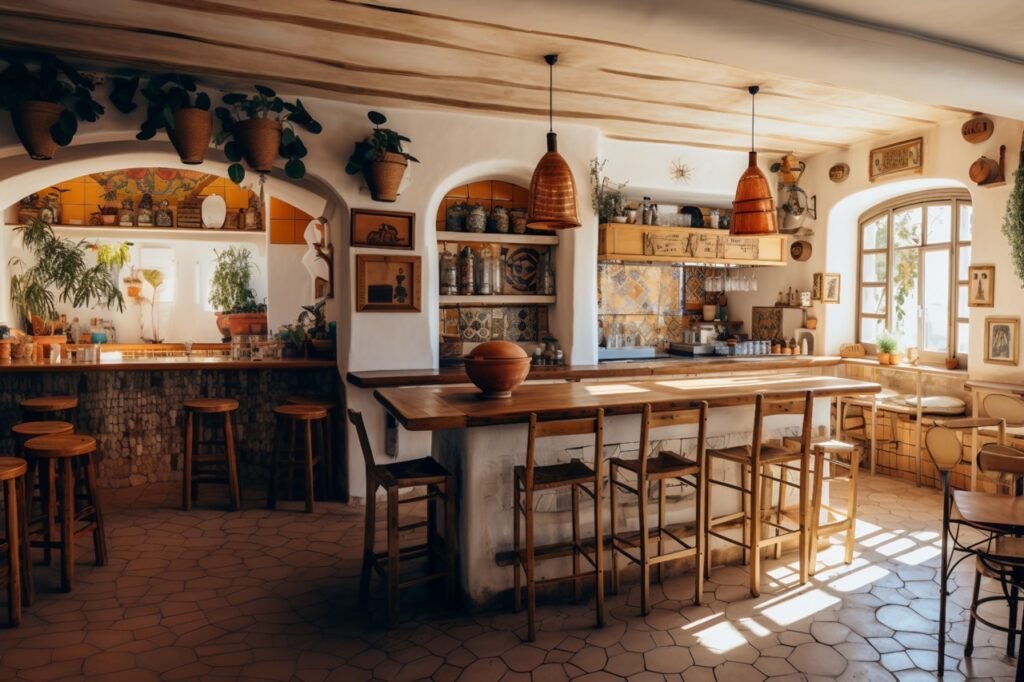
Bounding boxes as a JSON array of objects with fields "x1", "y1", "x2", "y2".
[
  {"x1": 731, "y1": 151, "x2": 778, "y2": 236},
  {"x1": 527, "y1": 132, "x2": 581, "y2": 229}
]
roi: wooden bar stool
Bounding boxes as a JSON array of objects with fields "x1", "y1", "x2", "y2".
[
  {"x1": 22, "y1": 434, "x2": 107, "y2": 593},
  {"x1": 705, "y1": 391, "x2": 814, "y2": 598},
  {"x1": 348, "y1": 410, "x2": 456, "y2": 628},
  {"x1": 807, "y1": 440, "x2": 861, "y2": 576},
  {"x1": 267, "y1": 404, "x2": 328, "y2": 513},
  {"x1": 286, "y1": 395, "x2": 338, "y2": 499},
  {"x1": 513, "y1": 409, "x2": 605, "y2": 642},
  {"x1": 20, "y1": 396, "x2": 78, "y2": 429},
  {"x1": 0, "y1": 457, "x2": 29, "y2": 626},
  {"x1": 609, "y1": 402, "x2": 708, "y2": 615},
  {"x1": 182, "y1": 398, "x2": 241, "y2": 511}
]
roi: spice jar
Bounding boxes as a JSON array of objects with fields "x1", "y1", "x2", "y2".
[
  {"x1": 445, "y1": 202, "x2": 467, "y2": 231},
  {"x1": 489, "y1": 206, "x2": 509, "y2": 233},
  {"x1": 509, "y1": 208, "x2": 528, "y2": 234},
  {"x1": 466, "y1": 204, "x2": 487, "y2": 233},
  {"x1": 439, "y1": 250, "x2": 458, "y2": 295},
  {"x1": 459, "y1": 247, "x2": 475, "y2": 295}
]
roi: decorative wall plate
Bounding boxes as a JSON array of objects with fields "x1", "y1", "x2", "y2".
[
  {"x1": 505, "y1": 246, "x2": 540, "y2": 293},
  {"x1": 201, "y1": 194, "x2": 227, "y2": 229}
]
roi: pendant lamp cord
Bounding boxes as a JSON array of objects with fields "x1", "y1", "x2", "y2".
[
  {"x1": 545, "y1": 54, "x2": 558, "y2": 134},
  {"x1": 748, "y1": 85, "x2": 759, "y2": 152}
]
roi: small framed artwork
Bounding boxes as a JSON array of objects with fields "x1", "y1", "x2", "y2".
[
  {"x1": 356, "y1": 254, "x2": 421, "y2": 312},
  {"x1": 812, "y1": 273, "x2": 841, "y2": 303},
  {"x1": 869, "y1": 137, "x2": 923, "y2": 182},
  {"x1": 350, "y1": 209, "x2": 414, "y2": 249},
  {"x1": 968, "y1": 265, "x2": 995, "y2": 307},
  {"x1": 985, "y1": 316, "x2": 1019, "y2": 365}
]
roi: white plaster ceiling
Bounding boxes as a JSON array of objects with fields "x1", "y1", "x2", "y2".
[{"x1": 0, "y1": 0, "x2": 1016, "y2": 154}]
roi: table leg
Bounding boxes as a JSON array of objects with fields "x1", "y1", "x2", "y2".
[
  {"x1": 870, "y1": 397, "x2": 878, "y2": 476},
  {"x1": 937, "y1": 471, "x2": 949, "y2": 678},
  {"x1": 915, "y1": 371, "x2": 923, "y2": 487}
]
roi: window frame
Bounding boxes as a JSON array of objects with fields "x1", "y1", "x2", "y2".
[{"x1": 856, "y1": 189, "x2": 972, "y2": 366}]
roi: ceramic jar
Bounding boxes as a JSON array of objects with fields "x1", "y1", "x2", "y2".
[
  {"x1": 466, "y1": 204, "x2": 487, "y2": 233},
  {"x1": 489, "y1": 206, "x2": 509, "y2": 233},
  {"x1": 509, "y1": 208, "x2": 528, "y2": 234},
  {"x1": 439, "y1": 251, "x2": 458, "y2": 295},
  {"x1": 445, "y1": 202, "x2": 467, "y2": 231}
]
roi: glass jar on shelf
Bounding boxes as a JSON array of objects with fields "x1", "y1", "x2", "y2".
[
  {"x1": 459, "y1": 247, "x2": 475, "y2": 295},
  {"x1": 475, "y1": 246, "x2": 493, "y2": 295},
  {"x1": 439, "y1": 250, "x2": 458, "y2": 295}
]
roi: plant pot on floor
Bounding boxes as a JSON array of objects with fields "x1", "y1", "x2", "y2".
[
  {"x1": 168, "y1": 108, "x2": 213, "y2": 165},
  {"x1": 12, "y1": 101, "x2": 65, "y2": 160},
  {"x1": 233, "y1": 118, "x2": 281, "y2": 172},
  {"x1": 364, "y1": 152, "x2": 408, "y2": 202}
]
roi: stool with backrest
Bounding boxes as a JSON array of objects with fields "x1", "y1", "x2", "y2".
[
  {"x1": 22, "y1": 434, "x2": 106, "y2": 593},
  {"x1": 286, "y1": 395, "x2": 339, "y2": 499},
  {"x1": 182, "y1": 398, "x2": 241, "y2": 511},
  {"x1": 0, "y1": 457, "x2": 29, "y2": 626},
  {"x1": 347, "y1": 409, "x2": 456, "y2": 628},
  {"x1": 513, "y1": 409, "x2": 605, "y2": 642},
  {"x1": 706, "y1": 391, "x2": 814, "y2": 598},
  {"x1": 609, "y1": 401, "x2": 707, "y2": 615},
  {"x1": 267, "y1": 404, "x2": 328, "y2": 513},
  {"x1": 806, "y1": 440, "x2": 862, "y2": 575},
  {"x1": 20, "y1": 396, "x2": 79, "y2": 429}
]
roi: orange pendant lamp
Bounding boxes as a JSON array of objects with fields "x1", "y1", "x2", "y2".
[
  {"x1": 527, "y1": 54, "x2": 581, "y2": 229},
  {"x1": 730, "y1": 85, "x2": 778, "y2": 237}
]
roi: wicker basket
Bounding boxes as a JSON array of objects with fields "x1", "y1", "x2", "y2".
[
  {"x1": 12, "y1": 101, "x2": 64, "y2": 160},
  {"x1": 364, "y1": 152, "x2": 408, "y2": 202},
  {"x1": 168, "y1": 108, "x2": 213, "y2": 165},
  {"x1": 233, "y1": 118, "x2": 281, "y2": 173}
]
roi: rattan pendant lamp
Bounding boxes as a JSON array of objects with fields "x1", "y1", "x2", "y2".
[
  {"x1": 731, "y1": 86, "x2": 778, "y2": 236},
  {"x1": 527, "y1": 54, "x2": 581, "y2": 229}
]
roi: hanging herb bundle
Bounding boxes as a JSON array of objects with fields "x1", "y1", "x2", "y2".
[{"x1": 1001, "y1": 135, "x2": 1024, "y2": 283}]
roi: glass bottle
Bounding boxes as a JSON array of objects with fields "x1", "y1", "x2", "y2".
[
  {"x1": 439, "y1": 251, "x2": 458, "y2": 295},
  {"x1": 475, "y1": 246, "x2": 493, "y2": 295},
  {"x1": 538, "y1": 250, "x2": 555, "y2": 296},
  {"x1": 492, "y1": 247, "x2": 505, "y2": 295},
  {"x1": 459, "y1": 247, "x2": 475, "y2": 295},
  {"x1": 641, "y1": 196, "x2": 651, "y2": 225},
  {"x1": 650, "y1": 202, "x2": 659, "y2": 226}
]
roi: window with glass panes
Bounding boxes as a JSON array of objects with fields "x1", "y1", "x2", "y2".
[{"x1": 857, "y1": 190, "x2": 972, "y2": 363}]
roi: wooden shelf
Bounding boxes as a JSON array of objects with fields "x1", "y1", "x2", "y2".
[
  {"x1": 7, "y1": 224, "x2": 267, "y2": 239},
  {"x1": 439, "y1": 294, "x2": 556, "y2": 306},
  {"x1": 599, "y1": 223, "x2": 787, "y2": 267},
  {"x1": 437, "y1": 231, "x2": 558, "y2": 245}
]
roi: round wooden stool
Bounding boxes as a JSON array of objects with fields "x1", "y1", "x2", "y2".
[
  {"x1": 267, "y1": 404, "x2": 328, "y2": 513},
  {"x1": 0, "y1": 457, "x2": 29, "y2": 626},
  {"x1": 20, "y1": 396, "x2": 79, "y2": 428},
  {"x1": 182, "y1": 398, "x2": 241, "y2": 511},
  {"x1": 286, "y1": 395, "x2": 339, "y2": 499},
  {"x1": 23, "y1": 434, "x2": 107, "y2": 593}
]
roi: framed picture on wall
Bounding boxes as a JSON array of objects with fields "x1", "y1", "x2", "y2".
[
  {"x1": 812, "y1": 273, "x2": 841, "y2": 304},
  {"x1": 985, "y1": 316, "x2": 1019, "y2": 365},
  {"x1": 355, "y1": 254, "x2": 421, "y2": 312},
  {"x1": 968, "y1": 265, "x2": 995, "y2": 307},
  {"x1": 350, "y1": 209, "x2": 415, "y2": 249}
]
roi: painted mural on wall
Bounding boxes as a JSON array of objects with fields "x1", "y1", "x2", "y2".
[{"x1": 90, "y1": 168, "x2": 217, "y2": 203}]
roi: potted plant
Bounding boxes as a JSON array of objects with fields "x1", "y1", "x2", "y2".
[
  {"x1": 277, "y1": 323, "x2": 307, "y2": 357},
  {"x1": 299, "y1": 300, "x2": 334, "y2": 357},
  {"x1": 213, "y1": 85, "x2": 321, "y2": 184},
  {"x1": 94, "y1": 241, "x2": 132, "y2": 289},
  {"x1": 110, "y1": 73, "x2": 213, "y2": 164},
  {"x1": 876, "y1": 330, "x2": 897, "y2": 365},
  {"x1": 9, "y1": 218, "x2": 126, "y2": 352},
  {"x1": 208, "y1": 246, "x2": 267, "y2": 339},
  {"x1": 345, "y1": 110, "x2": 419, "y2": 202},
  {"x1": 0, "y1": 53, "x2": 104, "y2": 160},
  {"x1": 590, "y1": 158, "x2": 628, "y2": 223}
]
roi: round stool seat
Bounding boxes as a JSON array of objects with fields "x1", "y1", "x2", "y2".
[
  {"x1": 274, "y1": 404, "x2": 328, "y2": 421},
  {"x1": 286, "y1": 395, "x2": 338, "y2": 410},
  {"x1": 184, "y1": 398, "x2": 239, "y2": 414},
  {"x1": 0, "y1": 457, "x2": 27, "y2": 480},
  {"x1": 24, "y1": 434, "x2": 96, "y2": 458},
  {"x1": 12, "y1": 421, "x2": 74, "y2": 438},
  {"x1": 21, "y1": 396, "x2": 78, "y2": 412}
]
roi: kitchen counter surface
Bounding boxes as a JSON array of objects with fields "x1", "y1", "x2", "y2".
[
  {"x1": 348, "y1": 355, "x2": 842, "y2": 388},
  {"x1": 0, "y1": 356, "x2": 337, "y2": 372}
]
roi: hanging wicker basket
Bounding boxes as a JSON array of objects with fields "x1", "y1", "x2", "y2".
[
  {"x1": 364, "y1": 152, "x2": 408, "y2": 202},
  {"x1": 168, "y1": 108, "x2": 213, "y2": 165},
  {"x1": 233, "y1": 118, "x2": 281, "y2": 173},
  {"x1": 12, "y1": 100, "x2": 65, "y2": 160}
]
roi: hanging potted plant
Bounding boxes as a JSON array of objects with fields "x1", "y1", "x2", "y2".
[
  {"x1": 345, "y1": 110, "x2": 419, "y2": 202},
  {"x1": 110, "y1": 73, "x2": 213, "y2": 164},
  {"x1": 0, "y1": 53, "x2": 104, "y2": 160},
  {"x1": 208, "y1": 246, "x2": 267, "y2": 339},
  {"x1": 213, "y1": 85, "x2": 321, "y2": 184}
]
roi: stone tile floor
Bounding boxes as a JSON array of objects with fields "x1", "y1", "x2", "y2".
[{"x1": 0, "y1": 473, "x2": 1018, "y2": 681}]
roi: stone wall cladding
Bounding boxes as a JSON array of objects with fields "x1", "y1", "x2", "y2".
[{"x1": 0, "y1": 368, "x2": 340, "y2": 488}]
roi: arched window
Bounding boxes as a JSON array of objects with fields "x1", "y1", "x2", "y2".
[{"x1": 857, "y1": 189, "x2": 972, "y2": 363}]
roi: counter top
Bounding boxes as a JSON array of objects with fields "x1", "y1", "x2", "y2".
[
  {"x1": 0, "y1": 357, "x2": 337, "y2": 372},
  {"x1": 348, "y1": 355, "x2": 842, "y2": 388},
  {"x1": 375, "y1": 373, "x2": 881, "y2": 431}
]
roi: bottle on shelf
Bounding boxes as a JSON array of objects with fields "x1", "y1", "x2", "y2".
[
  {"x1": 459, "y1": 247, "x2": 475, "y2": 295},
  {"x1": 475, "y1": 245, "x2": 493, "y2": 295},
  {"x1": 641, "y1": 196, "x2": 652, "y2": 225}
]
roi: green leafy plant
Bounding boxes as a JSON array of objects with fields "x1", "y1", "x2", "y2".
[
  {"x1": 9, "y1": 218, "x2": 125, "y2": 332},
  {"x1": 95, "y1": 242, "x2": 132, "y2": 269},
  {"x1": 213, "y1": 85, "x2": 321, "y2": 183},
  {"x1": 345, "y1": 110, "x2": 419, "y2": 176},
  {"x1": 876, "y1": 329, "x2": 898, "y2": 354},
  {"x1": 0, "y1": 52, "x2": 104, "y2": 146},
  {"x1": 298, "y1": 300, "x2": 328, "y2": 339},
  {"x1": 109, "y1": 73, "x2": 211, "y2": 139},
  {"x1": 1003, "y1": 139, "x2": 1024, "y2": 284},
  {"x1": 589, "y1": 157, "x2": 627, "y2": 223},
  {"x1": 208, "y1": 246, "x2": 266, "y2": 314}
]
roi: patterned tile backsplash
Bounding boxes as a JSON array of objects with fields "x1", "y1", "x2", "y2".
[
  {"x1": 442, "y1": 305, "x2": 540, "y2": 344},
  {"x1": 598, "y1": 263, "x2": 714, "y2": 350}
]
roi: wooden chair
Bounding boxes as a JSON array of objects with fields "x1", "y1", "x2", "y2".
[
  {"x1": 609, "y1": 401, "x2": 707, "y2": 615},
  {"x1": 22, "y1": 434, "x2": 107, "y2": 593},
  {"x1": 182, "y1": 398, "x2": 241, "y2": 511},
  {"x1": 267, "y1": 404, "x2": 329, "y2": 513},
  {"x1": 20, "y1": 396, "x2": 78, "y2": 429},
  {"x1": 0, "y1": 457, "x2": 29, "y2": 626},
  {"x1": 706, "y1": 391, "x2": 814, "y2": 598},
  {"x1": 807, "y1": 440, "x2": 861, "y2": 576},
  {"x1": 286, "y1": 395, "x2": 339, "y2": 500},
  {"x1": 347, "y1": 409, "x2": 456, "y2": 628},
  {"x1": 513, "y1": 409, "x2": 605, "y2": 642}
]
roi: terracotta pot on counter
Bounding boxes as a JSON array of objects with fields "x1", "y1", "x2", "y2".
[
  {"x1": 464, "y1": 341, "x2": 531, "y2": 399},
  {"x1": 945, "y1": 357, "x2": 960, "y2": 370},
  {"x1": 0, "y1": 339, "x2": 11, "y2": 360},
  {"x1": 876, "y1": 352, "x2": 891, "y2": 365},
  {"x1": 364, "y1": 152, "x2": 408, "y2": 202},
  {"x1": 225, "y1": 313, "x2": 268, "y2": 338},
  {"x1": 889, "y1": 352, "x2": 903, "y2": 365},
  {"x1": 168, "y1": 107, "x2": 213, "y2": 165},
  {"x1": 12, "y1": 100, "x2": 65, "y2": 160}
]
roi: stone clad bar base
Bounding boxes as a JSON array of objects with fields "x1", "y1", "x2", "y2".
[{"x1": 0, "y1": 367, "x2": 340, "y2": 488}]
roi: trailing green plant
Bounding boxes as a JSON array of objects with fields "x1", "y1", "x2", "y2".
[
  {"x1": 1002, "y1": 137, "x2": 1024, "y2": 284},
  {"x1": 213, "y1": 85, "x2": 321, "y2": 183},
  {"x1": 9, "y1": 218, "x2": 125, "y2": 331},
  {"x1": 589, "y1": 157, "x2": 627, "y2": 223},
  {"x1": 876, "y1": 329, "x2": 898, "y2": 355},
  {"x1": 0, "y1": 52, "x2": 104, "y2": 146},
  {"x1": 208, "y1": 246, "x2": 266, "y2": 313},
  {"x1": 109, "y1": 73, "x2": 211, "y2": 139},
  {"x1": 345, "y1": 110, "x2": 419, "y2": 176}
]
